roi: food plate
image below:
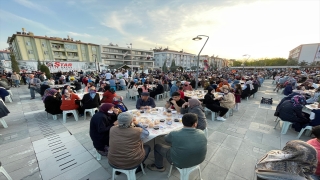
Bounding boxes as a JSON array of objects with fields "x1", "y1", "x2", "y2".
[{"x1": 150, "y1": 111, "x2": 158, "y2": 115}]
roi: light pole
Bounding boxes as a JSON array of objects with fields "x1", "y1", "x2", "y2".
[
  {"x1": 127, "y1": 43, "x2": 132, "y2": 70},
  {"x1": 242, "y1": 54, "x2": 250, "y2": 73},
  {"x1": 192, "y1": 35, "x2": 209, "y2": 90},
  {"x1": 92, "y1": 54, "x2": 99, "y2": 72}
]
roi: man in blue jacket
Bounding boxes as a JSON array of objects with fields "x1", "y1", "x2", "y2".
[{"x1": 170, "y1": 81, "x2": 181, "y2": 97}]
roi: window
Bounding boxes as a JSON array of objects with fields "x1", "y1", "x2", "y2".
[
  {"x1": 26, "y1": 41, "x2": 31, "y2": 46},
  {"x1": 44, "y1": 51, "x2": 49, "y2": 55},
  {"x1": 28, "y1": 50, "x2": 33, "y2": 54},
  {"x1": 42, "y1": 42, "x2": 46, "y2": 47},
  {"x1": 92, "y1": 46, "x2": 96, "y2": 51},
  {"x1": 81, "y1": 45, "x2": 85, "y2": 50},
  {"x1": 65, "y1": 44, "x2": 77, "y2": 50}
]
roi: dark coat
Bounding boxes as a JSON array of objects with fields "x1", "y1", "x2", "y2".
[
  {"x1": 150, "y1": 84, "x2": 164, "y2": 98},
  {"x1": 0, "y1": 100, "x2": 10, "y2": 118},
  {"x1": 276, "y1": 92, "x2": 300, "y2": 113},
  {"x1": 40, "y1": 84, "x2": 50, "y2": 96},
  {"x1": 72, "y1": 81, "x2": 82, "y2": 91},
  {"x1": 283, "y1": 85, "x2": 293, "y2": 96},
  {"x1": 89, "y1": 112, "x2": 117, "y2": 151},
  {"x1": 203, "y1": 93, "x2": 220, "y2": 106},
  {"x1": 278, "y1": 100, "x2": 309, "y2": 131},
  {"x1": 0, "y1": 88, "x2": 9, "y2": 102},
  {"x1": 81, "y1": 93, "x2": 101, "y2": 110},
  {"x1": 241, "y1": 87, "x2": 251, "y2": 99},
  {"x1": 309, "y1": 109, "x2": 320, "y2": 127},
  {"x1": 44, "y1": 96, "x2": 62, "y2": 115}
]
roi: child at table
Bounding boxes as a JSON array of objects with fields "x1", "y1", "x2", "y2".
[{"x1": 234, "y1": 84, "x2": 242, "y2": 111}]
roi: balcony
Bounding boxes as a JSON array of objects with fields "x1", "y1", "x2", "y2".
[{"x1": 52, "y1": 47, "x2": 65, "y2": 51}]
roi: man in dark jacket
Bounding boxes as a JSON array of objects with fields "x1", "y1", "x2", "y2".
[
  {"x1": 276, "y1": 92, "x2": 300, "y2": 113},
  {"x1": 150, "y1": 80, "x2": 164, "y2": 98},
  {"x1": 81, "y1": 87, "x2": 101, "y2": 110}
]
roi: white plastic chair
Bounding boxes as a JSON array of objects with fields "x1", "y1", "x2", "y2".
[
  {"x1": 297, "y1": 126, "x2": 312, "y2": 139},
  {"x1": 0, "y1": 118, "x2": 8, "y2": 128},
  {"x1": 7, "y1": 90, "x2": 13, "y2": 97},
  {"x1": 156, "y1": 93, "x2": 164, "y2": 101},
  {"x1": 5, "y1": 95, "x2": 12, "y2": 103},
  {"x1": 168, "y1": 164, "x2": 202, "y2": 180},
  {"x1": 203, "y1": 127, "x2": 208, "y2": 138},
  {"x1": 94, "y1": 149, "x2": 101, "y2": 161},
  {"x1": 84, "y1": 108, "x2": 98, "y2": 120},
  {"x1": 274, "y1": 118, "x2": 292, "y2": 134},
  {"x1": 204, "y1": 107, "x2": 216, "y2": 121},
  {"x1": 62, "y1": 110, "x2": 79, "y2": 123},
  {"x1": 225, "y1": 109, "x2": 233, "y2": 118},
  {"x1": 46, "y1": 113, "x2": 58, "y2": 120},
  {"x1": 0, "y1": 162, "x2": 13, "y2": 180},
  {"x1": 111, "y1": 163, "x2": 145, "y2": 180}
]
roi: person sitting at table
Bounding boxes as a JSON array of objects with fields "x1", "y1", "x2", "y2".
[
  {"x1": 97, "y1": 83, "x2": 106, "y2": 92},
  {"x1": 90, "y1": 103, "x2": 119, "y2": 156},
  {"x1": 150, "y1": 80, "x2": 164, "y2": 98},
  {"x1": 147, "y1": 113, "x2": 207, "y2": 172},
  {"x1": 101, "y1": 85, "x2": 118, "y2": 104},
  {"x1": 219, "y1": 85, "x2": 235, "y2": 110},
  {"x1": 40, "y1": 81, "x2": 50, "y2": 97},
  {"x1": 141, "y1": 82, "x2": 149, "y2": 93},
  {"x1": 307, "y1": 87, "x2": 320, "y2": 104},
  {"x1": 136, "y1": 92, "x2": 156, "y2": 109},
  {"x1": 109, "y1": 77, "x2": 117, "y2": 91},
  {"x1": 0, "y1": 87, "x2": 9, "y2": 102},
  {"x1": 71, "y1": 80, "x2": 82, "y2": 91},
  {"x1": 181, "y1": 99, "x2": 207, "y2": 130},
  {"x1": 182, "y1": 81, "x2": 193, "y2": 91},
  {"x1": 241, "y1": 80, "x2": 253, "y2": 99},
  {"x1": 283, "y1": 83, "x2": 293, "y2": 96},
  {"x1": 48, "y1": 77, "x2": 55, "y2": 85},
  {"x1": 43, "y1": 88, "x2": 62, "y2": 115},
  {"x1": 278, "y1": 95, "x2": 310, "y2": 132},
  {"x1": 307, "y1": 125, "x2": 320, "y2": 178},
  {"x1": 256, "y1": 140, "x2": 317, "y2": 180},
  {"x1": 203, "y1": 87, "x2": 228, "y2": 121},
  {"x1": 119, "y1": 77, "x2": 127, "y2": 90},
  {"x1": 170, "y1": 81, "x2": 181, "y2": 97},
  {"x1": 216, "y1": 79, "x2": 230, "y2": 92},
  {"x1": 108, "y1": 112, "x2": 150, "y2": 174},
  {"x1": 128, "y1": 81, "x2": 135, "y2": 89},
  {"x1": 178, "y1": 86, "x2": 185, "y2": 99},
  {"x1": 81, "y1": 86, "x2": 101, "y2": 110},
  {"x1": 60, "y1": 90, "x2": 84, "y2": 116},
  {"x1": 61, "y1": 85, "x2": 74, "y2": 95},
  {"x1": 84, "y1": 82, "x2": 95, "y2": 93},
  {"x1": 165, "y1": 91, "x2": 185, "y2": 113}
]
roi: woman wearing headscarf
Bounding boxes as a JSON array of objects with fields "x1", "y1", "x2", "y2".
[
  {"x1": 81, "y1": 86, "x2": 101, "y2": 110},
  {"x1": 43, "y1": 88, "x2": 62, "y2": 115},
  {"x1": 219, "y1": 85, "x2": 235, "y2": 109},
  {"x1": 181, "y1": 99, "x2": 207, "y2": 130},
  {"x1": 278, "y1": 95, "x2": 310, "y2": 132},
  {"x1": 216, "y1": 80, "x2": 230, "y2": 92},
  {"x1": 101, "y1": 85, "x2": 118, "y2": 104},
  {"x1": 203, "y1": 86, "x2": 229, "y2": 121},
  {"x1": 89, "y1": 103, "x2": 119, "y2": 156},
  {"x1": 256, "y1": 140, "x2": 317, "y2": 180}
]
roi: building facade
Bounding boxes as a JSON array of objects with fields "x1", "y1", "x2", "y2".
[
  {"x1": 289, "y1": 43, "x2": 320, "y2": 64},
  {"x1": 7, "y1": 31, "x2": 100, "y2": 63},
  {"x1": 154, "y1": 49, "x2": 199, "y2": 69},
  {"x1": 100, "y1": 44, "x2": 154, "y2": 70}
]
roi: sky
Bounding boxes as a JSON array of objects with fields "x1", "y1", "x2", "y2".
[{"x1": 0, "y1": 0, "x2": 319, "y2": 60}]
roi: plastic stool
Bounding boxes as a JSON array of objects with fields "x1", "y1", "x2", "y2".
[
  {"x1": 0, "y1": 162, "x2": 13, "y2": 180},
  {"x1": 0, "y1": 118, "x2": 8, "y2": 128},
  {"x1": 62, "y1": 110, "x2": 79, "y2": 123},
  {"x1": 297, "y1": 126, "x2": 312, "y2": 139},
  {"x1": 7, "y1": 90, "x2": 13, "y2": 97},
  {"x1": 84, "y1": 108, "x2": 98, "y2": 120},
  {"x1": 274, "y1": 119, "x2": 292, "y2": 134},
  {"x1": 111, "y1": 163, "x2": 145, "y2": 180},
  {"x1": 46, "y1": 113, "x2": 58, "y2": 120},
  {"x1": 156, "y1": 94, "x2": 164, "y2": 101},
  {"x1": 168, "y1": 164, "x2": 202, "y2": 180},
  {"x1": 225, "y1": 109, "x2": 233, "y2": 118},
  {"x1": 204, "y1": 107, "x2": 216, "y2": 121}
]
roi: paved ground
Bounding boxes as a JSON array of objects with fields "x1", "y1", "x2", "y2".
[{"x1": 0, "y1": 79, "x2": 312, "y2": 180}]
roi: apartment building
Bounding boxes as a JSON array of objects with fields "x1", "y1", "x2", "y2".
[
  {"x1": 7, "y1": 29, "x2": 100, "y2": 62},
  {"x1": 289, "y1": 43, "x2": 320, "y2": 64},
  {"x1": 154, "y1": 48, "x2": 200, "y2": 69},
  {"x1": 100, "y1": 44, "x2": 154, "y2": 70}
]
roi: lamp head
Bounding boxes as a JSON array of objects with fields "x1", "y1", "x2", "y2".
[{"x1": 192, "y1": 36, "x2": 202, "y2": 41}]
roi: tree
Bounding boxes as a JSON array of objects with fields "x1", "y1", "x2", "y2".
[
  {"x1": 37, "y1": 59, "x2": 41, "y2": 71},
  {"x1": 162, "y1": 59, "x2": 168, "y2": 72},
  {"x1": 40, "y1": 64, "x2": 51, "y2": 79},
  {"x1": 298, "y1": 60, "x2": 308, "y2": 66},
  {"x1": 170, "y1": 59, "x2": 177, "y2": 71},
  {"x1": 10, "y1": 54, "x2": 20, "y2": 73}
]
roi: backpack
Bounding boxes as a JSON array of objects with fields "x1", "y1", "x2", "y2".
[{"x1": 261, "y1": 97, "x2": 273, "y2": 105}]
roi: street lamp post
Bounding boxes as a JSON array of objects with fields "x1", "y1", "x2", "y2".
[
  {"x1": 242, "y1": 54, "x2": 250, "y2": 74},
  {"x1": 127, "y1": 43, "x2": 132, "y2": 70},
  {"x1": 192, "y1": 35, "x2": 209, "y2": 90},
  {"x1": 92, "y1": 54, "x2": 99, "y2": 73}
]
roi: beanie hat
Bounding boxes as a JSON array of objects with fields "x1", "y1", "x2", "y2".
[{"x1": 118, "y1": 112, "x2": 133, "y2": 127}]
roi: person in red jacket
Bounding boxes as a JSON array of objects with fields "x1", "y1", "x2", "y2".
[
  {"x1": 60, "y1": 90, "x2": 84, "y2": 115},
  {"x1": 101, "y1": 85, "x2": 118, "y2": 104},
  {"x1": 82, "y1": 76, "x2": 88, "y2": 86}
]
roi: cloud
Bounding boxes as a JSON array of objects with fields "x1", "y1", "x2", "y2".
[
  {"x1": 13, "y1": 0, "x2": 55, "y2": 15},
  {"x1": 67, "y1": 32, "x2": 92, "y2": 37},
  {"x1": 0, "y1": 10, "x2": 59, "y2": 34}
]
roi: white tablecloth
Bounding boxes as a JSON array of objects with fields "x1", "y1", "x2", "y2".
[
  {"x1": 306, "y1": 104, "x2": 319, "y2": 110},
  {"x1": 128, "y1": 109, "x2": 184, "y2": 143}
]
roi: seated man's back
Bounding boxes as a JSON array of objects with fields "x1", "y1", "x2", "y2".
[{"x1": 167, "y1": 128, "x2": 207, "y2": 168}]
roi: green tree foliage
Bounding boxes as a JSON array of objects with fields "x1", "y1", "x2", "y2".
[
  {"x1": 231, "y1": 57, "x2": 294, "y2": 67},
  {"x1": 10, "y1": 54, "x2": 20, "y2": 73},
  {"x1": 162, "y1": 59, "x2": 168, "y2": 72},
  {"x1": 170, "y1": 59, "x2": 177, "y2": 71},
  {"x1": 40, "y1": 64, "x2": 51, "y2": 79},
  {"x1": 298, "y1": 60, "x2": 308, "y2": 66},
  {"x1": 37, "y1": 59, "x2": 41, "y2": 70}
]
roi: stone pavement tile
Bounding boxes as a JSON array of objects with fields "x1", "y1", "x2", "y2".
[
  {"x1": 0, "y1": 137, "x2": 31, "y2": 150},
  {"x1": 0, "y1": 129, "x2": 29, "y2": 145},
  {"x1": 221, "y1": 135, "x2": 243, "y2": 150},
  {"x1": 207, "y1": 131, "x2": 228, "y2": 145},
  {"x1": 261, "y1": 133, "x2": 281, "y2": 149},
  {"x1": 244, "y1": 130, "x2": 263, "y2": 144},
  {"x1": 28, "y1": 124, "x2": 67, "y2": 137},
  {"x1": 205, "y1": 143, "x2": 220, "y2": 161},
  {"x1": 51, "y1": 159, "x2": 103, "y2": 180},
  {"x1": 0, "y1": 163, "x2": 40, "y2": 180},
  {"x1": 79, "y1": 167, "x2": 111, "y2": 180},
  {"x1": 1, "y1": 146, "x2": 35, "y2": 165},
  {"x1": 229, "y1": 151, "x2": 257, "y2": 180},
  {"x1": 0, "y1": 143, "x2": 34, "y2": 159},
  {"x1": 215, "y1": 124, "x2": 245, "y2": 139},
  {"x1": 30, "y1": 128, "x2": 71, "y2": 142},
  {"x1": 201, "y1": 162, "x2": 229, "y2": 180},
  {"x1": 209, "y1": 146, "x2": 237, "y2": 170},
  {"x1": 233, "y1": 119, "x2": 251, "y2": 129},
  {"x1": 225, "y1": 172, "x2": 248, "y2": 180},
  {"x1": 238, "y1": 139, "x2": 274, "y2": 159},
  {"x1": 170, "y1": 160, "x2": 208, "y2": 180},
  {"x1": 0, "y1": 154, "x2": 37, "y2": 173}
]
